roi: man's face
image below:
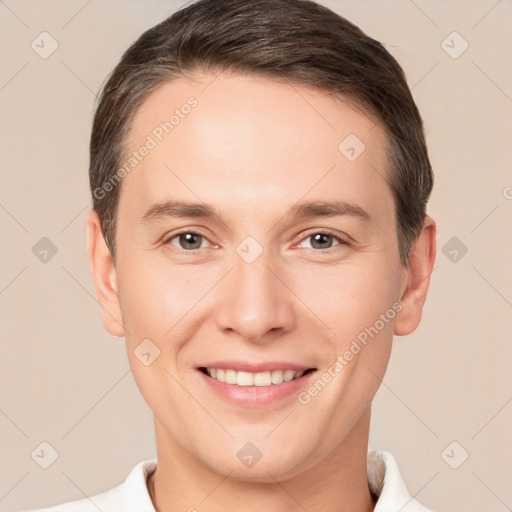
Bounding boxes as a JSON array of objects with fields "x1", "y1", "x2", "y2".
[{"x1": 111, "y1": 73, "x2": 408, "y2": 480}]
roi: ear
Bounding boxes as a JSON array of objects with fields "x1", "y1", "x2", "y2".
[
  {"x1": 394, "y1": 215, "x2": 436, "y2": 336},
  {"x1": 86, "y1": 210, "x2": 125, "y2": 337}
]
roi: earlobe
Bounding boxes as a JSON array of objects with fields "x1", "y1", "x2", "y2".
[
  {"x1": 86, "y1": 210, "x2": 125, "y2": 337},
  {"x1": 394, "y1": 215, "x2": 436, "y2": 336}
]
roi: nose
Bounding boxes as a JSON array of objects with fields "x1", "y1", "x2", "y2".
[{"x1": 215, "y1": 249, "x2": 296, "y2": 343}]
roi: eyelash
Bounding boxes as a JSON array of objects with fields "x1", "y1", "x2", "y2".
[
  {"x1": 295, "y1": 230, "x2": 350, "y2": 252},
  {"x1": 162, "y1": 229, "x2": 350, "y2": 253}
]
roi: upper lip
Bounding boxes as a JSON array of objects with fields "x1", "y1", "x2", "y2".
[{"x1": 197, "y1": 361, "x2": 315, "y2": 372}]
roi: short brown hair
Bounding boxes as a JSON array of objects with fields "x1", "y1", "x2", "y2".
[{"x1": 90, "y1": 0, "x2": 433, "y2": 265}]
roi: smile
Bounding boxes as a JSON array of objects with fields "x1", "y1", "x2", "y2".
[{"x1": 199, "y1": 367, "x2": 315, "y2": 386}]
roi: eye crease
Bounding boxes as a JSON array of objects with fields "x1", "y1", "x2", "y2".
[
  {"x1": 296, "y1": 232, "x2": 348, "y2": 250},
  {"x1": 162, "y1": 231, "x2": 348, "y2": 252}
]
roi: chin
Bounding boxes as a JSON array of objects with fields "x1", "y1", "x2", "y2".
[
  {"x1": 217, "y1": 460, "x2": 298, "y2": 483},
  {"x1": 199, "y1": 444, "x2": 310, "y2": 483}
]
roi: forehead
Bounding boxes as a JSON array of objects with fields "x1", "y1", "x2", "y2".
[{"x1": 119, "y1": 72, "x2": 392, "y2": 223}]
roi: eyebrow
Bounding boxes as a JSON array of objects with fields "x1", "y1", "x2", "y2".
[
  {"x1": 290, "y1": 200, "x2": 371, "y2": 222},
  {"x1": 141, "y1": 199, "x2": 371, "y2": 224},
  {"x1": 141, "y1": 201, "x2": 219, "y2": 223}
]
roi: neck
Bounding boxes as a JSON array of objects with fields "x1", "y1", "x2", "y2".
[{"x1": 148, "y1": 408, "x2": 375, "y2": 512}]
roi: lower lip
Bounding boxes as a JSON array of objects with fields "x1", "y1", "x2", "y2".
[{"x1": 197, "y1": 369, "x2": 317, "y2": 406}]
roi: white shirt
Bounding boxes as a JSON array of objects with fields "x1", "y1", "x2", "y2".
[{"x1": 26, "y1": 450, "x2": 433, "y2": 511}]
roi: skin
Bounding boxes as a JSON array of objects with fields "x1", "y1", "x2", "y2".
[{"x1": 87, "y1": 72, "x2": 436, "y2": 512}]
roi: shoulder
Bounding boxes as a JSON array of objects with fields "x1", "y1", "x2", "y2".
[
  {"x1": 369, "y1": 450, "x2": 435, "y2": 512},
  {"x1": 22, "y1": 459, "x2": 157, "y2": 512},
  {"x1": 22, "y1": 485, "x2": 123, "y2": 512}
]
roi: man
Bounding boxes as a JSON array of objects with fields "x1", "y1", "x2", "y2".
[{"x1": 28, "y1": 0, "x2": 436, "y2": 510}]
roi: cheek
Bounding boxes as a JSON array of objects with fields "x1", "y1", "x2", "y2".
[
  {"x1": 290, "y1": 259, "x2": 401, "y2": 341},
  {"x1": 117, "y1": 255, "x2": 214, "y2": 338},
  {"x1": 293, "y1": 260, "x2": 399, "y2": 423},
  {"x1": 116, "y1": 258, "x2": 199, "y2": 418}
]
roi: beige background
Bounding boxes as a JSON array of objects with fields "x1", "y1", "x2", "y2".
[{"x1": 1, "y1": 1, "x2": 511, "y2": 511}]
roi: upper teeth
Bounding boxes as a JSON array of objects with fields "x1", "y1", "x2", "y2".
[{"x1": 205, "y1": 368, "x2": 305, "y2": 386}]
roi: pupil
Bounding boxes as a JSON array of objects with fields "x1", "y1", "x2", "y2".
[
  {"x1": 312, "y1": 233, "x2": 332, "y2": 249},
  {"x1": 181, "y1": 233, "x2": 201, "y2": 249}
]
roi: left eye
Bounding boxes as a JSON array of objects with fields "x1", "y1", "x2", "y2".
[
  {"x1": 166, "y1": 232, "x2": 209, "y2": 250},
  {"x1": 298, "y1": 232, "x2": 345, "y2": 250}
]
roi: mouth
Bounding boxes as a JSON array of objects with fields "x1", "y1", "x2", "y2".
[
  {"x1": 196, "y1": 361, "x2": 318, "y2": 406},
  {"x1": 198, "y1": 367, "x2": 317, "y2": 386}
]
